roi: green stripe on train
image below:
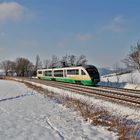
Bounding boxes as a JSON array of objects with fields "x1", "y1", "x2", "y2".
[{"x1": 39, "y1": 76, "x2": 96, "y2": 86}]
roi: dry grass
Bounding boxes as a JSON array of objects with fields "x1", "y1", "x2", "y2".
[
  {"x1": 24, "y1": 82, "x2": 139, "y2": 140},
  {"x1": 0, "y1": 76, "x2": 6, "y2": 79},
  {"x1": 1, "y1": 77, "x2": 140, "y2": 140}
]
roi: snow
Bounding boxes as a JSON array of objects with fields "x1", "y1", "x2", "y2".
[
  {"x1": 100, "y1": 70, "x2": 140, "y2": 90},
  {"x1": 0, "y1": 69, "x2": 5, "y2": 76},
  {"x1": 22, "y1": 79, "x2": 140, "y2": 123},
  {"x1": 0, "y1": 80, "x2": 117, "y2": 140}
]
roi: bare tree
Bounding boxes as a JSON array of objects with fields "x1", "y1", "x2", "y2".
[
  {"x1": 60, "y1": 54, "x2": 77, "y2": 67},
  {"x1": 44, "y1": 54, "x2": 88, "y2": 68},
  {"x1": 60, "y1": 54, "x2": 87, "y2": 67},
  {"x1": 35, "y1": 55, "x2": 42, "y2": 70},
  {"x1": 0, "y1": 60, "x2": 15, "y2": 76},
  {"x1": 60, "y1": 54, "x2": 69, "y2": 67},
  {"x1": 69, "y1": 54, "x2": 76, "y2": 66},
  {"x1": 43, "y1": 59, "x2": 51, "y2": 68},
  {"x1": 76, "y1": 55, "x2": 87, "y2": 66},
  {"x1": 49, "y1": 55, "x2": 60, "y2": 68},
  {"x1": 123, "y1": 42, "x2": 140, "y2": 73},
  {"x1": 15, "y1": 58, "x2": 34, "y2": 77},
  {"x1": 0, "y1": 60, "x2": 9, "y2": 76},
  {"x1": 9, "y1": 61, "x2": 16, "y2": 71},
  {"x1": 33, "y1": 55, "x2": 42, "y2": 76}
]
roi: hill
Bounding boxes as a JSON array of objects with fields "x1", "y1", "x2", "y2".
[
  {"x1": 100, "y1": 70, "x2": 140, "y2": 90},
  {"x1": 98, "y1": 68, "x2": 113, "y2": 76}
]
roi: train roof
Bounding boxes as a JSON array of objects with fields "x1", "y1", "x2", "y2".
[
  {"x1": 82, "y1": 65, "x2": 96, "y2": 69},
  {"x1": 37, "y1": 65, "x2": 97, "y2": 71}
]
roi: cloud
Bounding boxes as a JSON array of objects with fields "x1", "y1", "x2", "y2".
[
  {"x1": 0, "y1": 2, "x2": 25, "y2": 22},
  {"x1": 76, "y1": 33, "x2": 92, "y2": 41},
  {"x1": 103, "y1": 16, "x2": 125, "y2": 32}
]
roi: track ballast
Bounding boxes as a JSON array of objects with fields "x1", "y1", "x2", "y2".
[{"x1": 11, "y1": 77, "x2": 140, "y2": 108}]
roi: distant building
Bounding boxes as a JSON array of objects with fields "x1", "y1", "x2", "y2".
[
  {"x1": 0, "y1": 69, "x2": 17, "y2": 77},
  {"x1": 7, "y1": 70, "x2": 17, "y2": 76},
  {"x1": 0, "y1": 69, "x2": 6, "y2": 76}
]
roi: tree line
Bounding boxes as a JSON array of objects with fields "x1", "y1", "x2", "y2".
[
  {"x1": 0, "y1": 54, "x2": 88, "y2": 77},
  {"x1": 1, "y1": 41, "x2": 140, "y2": 77}
]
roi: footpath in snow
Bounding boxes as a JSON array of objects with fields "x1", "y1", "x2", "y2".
[{"x1": 0, "y1": 80, "x2": 117, "y2": 140}]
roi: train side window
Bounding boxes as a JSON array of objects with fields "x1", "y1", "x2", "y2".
[
  {"x1": 45, "y1": 71, "x2": 52, "y2": 76},
  {"x1": 81, "y1": 70, "x2": 86, "y2": 75},
  {"x1": 38, "y1": 71, "x2": 42, "y2": 74},
  {"x1": 67, "y1": 69, "x2": 79, "y2": 75},
  {"x1": 76, "y1": 69, "x2": 79, "y2": 75},
  {"x1": 54, "y1": 70, "x2": 63, "y2": 77}
]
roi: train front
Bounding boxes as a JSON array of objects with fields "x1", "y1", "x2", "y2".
[{"x1": 85, "y1": 65, "x2": 100, "y2": 85}]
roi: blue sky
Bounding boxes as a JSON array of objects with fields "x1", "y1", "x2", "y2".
[{"x1": 0, "y1": 0, "x2": 140, "y2": 67}]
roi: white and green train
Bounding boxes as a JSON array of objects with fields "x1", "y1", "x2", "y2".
[{"x1": 37, "y1": 65, "x2": 100, "y2": 86}]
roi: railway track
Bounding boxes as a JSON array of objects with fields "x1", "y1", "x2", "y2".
[
  {"x1": 100, "y1": 85, "x2": 140, "y2": 95},
  {"x1": 9, "y1": 77, "x2": 140, "y2": 107}
]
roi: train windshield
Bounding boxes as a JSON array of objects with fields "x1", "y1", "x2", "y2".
[
  {"x1": 86, "y1": 68, "x2": 99, "y2": 78},
  {"x1": 86, "y1": 68, "x2": 97, "y2": 77}
]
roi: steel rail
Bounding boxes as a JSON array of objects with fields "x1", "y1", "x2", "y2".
[
  {"x1": 20, "y1": 78, "x2": 140, "y2": 107},
  {"x1": 27, "y1": 78, "x2": 140, "y2": 98},
  {"x1": 7, "y1": 77, "x2": 140, "y2": 107}
]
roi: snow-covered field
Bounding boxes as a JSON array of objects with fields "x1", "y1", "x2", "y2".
[
  {"x1": 24, "y1": 79, "x2": 140, "y2": 123},
  {"x1": 100, "y1": 70, "x2": 140, "y2": 90},
  {"x1": 0, "y1": 80, "x2": 117, "y2": 140}
]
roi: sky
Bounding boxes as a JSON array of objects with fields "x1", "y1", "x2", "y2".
[{"x1": 0, "y1": 0, "x2": 140, "y2": 68}]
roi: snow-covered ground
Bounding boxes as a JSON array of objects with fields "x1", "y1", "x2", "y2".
[
  {"x1": 23, "y1": 79, "x2": 140, "y2": 123},
  {"x1": 100, "y1": 70, "x2": 140, "y2": 90},
  {"x1": 0, "y1": 80, "x2": 117, "y2": 140},
  {"x1": 0, "y1": 69, "x2": 5, "y2": 76}
]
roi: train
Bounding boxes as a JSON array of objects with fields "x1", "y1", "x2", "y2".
[{"x1": 37, "y1": 65, "x2": 100, "y2": 86}]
